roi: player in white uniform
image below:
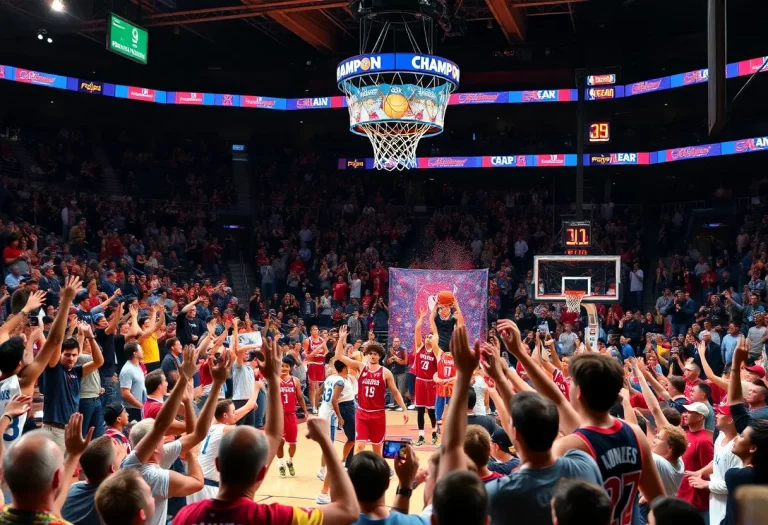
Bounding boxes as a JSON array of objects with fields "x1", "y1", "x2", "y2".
[
  {"x1": 186, "y1": 386, "x2": 258, "y2": 503},
  {"x1": 0, "y1": 282, "x2": 76, "y2": 446}
]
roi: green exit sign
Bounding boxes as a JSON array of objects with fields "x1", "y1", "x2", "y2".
[{"x1": 107, "y1": 13, "x2": 148, "y2": 65}]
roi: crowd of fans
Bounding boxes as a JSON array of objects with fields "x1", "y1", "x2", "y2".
[{"x1": 0, "y1": 122, "x2": 766, "y2": 525}]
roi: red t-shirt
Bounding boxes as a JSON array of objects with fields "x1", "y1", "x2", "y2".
[
  {"x1": 677, "y1": 429, "x2": 714, "y2": 510},
  {"x1": 172, "y1": 497, "x2": 322, "y2": 525},
  {"x1": 332, "y1": 282, "x2": 348, "y2": 301},
  {"x1": 2, "y1": 246, "x2": 21, "y2": 263},
  {"x1": 552, "y1": 368, "x2": 570, "y2": 400},
  {"x1": 143, "y1": 397, "x2": 163, "y2": 420}
]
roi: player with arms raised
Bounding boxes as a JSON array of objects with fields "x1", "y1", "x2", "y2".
[
  {"x1": 335, "y1": 336, "x2": 408, "y2": 457},
  {"x1": 414, "y1": 308, "x2": 439, "y2": 446},
  {"x1": 0, "y1": 277, "x2": 81, "y2": 445},
  {"x1": 304, "y1": 325, "x2": 326, "y2": 414},
  {"x1": 277, "y1": 354, "x2": 307, "y2": 477}
]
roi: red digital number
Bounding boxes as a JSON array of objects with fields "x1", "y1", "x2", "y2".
[{"x1": 565, "y1": 228, "x2": 589, "y2": 246}]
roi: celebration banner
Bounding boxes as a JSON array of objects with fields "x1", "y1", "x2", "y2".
[{"x1": 388, "y1": 269, "x2": 487, "y2": 350}]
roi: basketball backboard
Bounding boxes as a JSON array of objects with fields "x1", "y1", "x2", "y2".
[{"x1": 533, "y1": 255, "x2": 622, "y2": 303}]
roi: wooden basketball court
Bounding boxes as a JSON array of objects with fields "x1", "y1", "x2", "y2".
[{"x1": 256, "y1": 410, "x2": 437, "y2": 509}]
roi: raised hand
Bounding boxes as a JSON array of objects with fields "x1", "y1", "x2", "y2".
[
  {"x1": 22, "y1": 290, "x2": 47, "y2": 313},
  {"x1": 180, "y1": 343, "x2": 200, "y2": 381},
  {"x1": 394, "y1": 444, "x2": 419, "y2": 487},
  {"x1": 129, "y1": 302, "x2": 139, "y2": 318},
  {"x1": 339, "y1": 324, "x2": 348, "y2": 341},
  {"x1": 497, "y1": 319, "x2": 523, "y2": 355},
  {"x1": 733, "y1": 335, "x2": 749, "y2": 365},
  {"x1": 3, "y1": 394, "x2": 32, "y2": 418},
  {"x1": 64, "y1": 413, "x2": 94, "y2": 457},
  {"x1": 211, "y1": 350, "x2": 233, "y2": 384},
  {"x1": 257, "y1": 337, "x2": 281, "y2": 379},
  {"x1": 206, "y1": 318, "x2": 217, "y2": 334},
  {"x1": 451, "y1": 325, "x2": 480, "y2": 375},
  {"x1": 305, "y1": 415, "x2": 330, "y2": 443},
  {"x1": 62, "y1": 276, "x2": 84, "y2": 301},
  {"x1": 480, "y1": 341, "x2": 506, "y2": 381}
]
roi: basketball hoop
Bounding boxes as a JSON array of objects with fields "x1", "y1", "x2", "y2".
[
  {"x1": 336, "y1": 12, "x2": 459, "y2": 171},
  {"x1": 564, "y1": 290, "x2": 586, "y2": 313}
]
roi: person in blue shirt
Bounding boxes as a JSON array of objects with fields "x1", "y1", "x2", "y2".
[
  {"x1": 620, "y1": 335, "x2": 636, "y2": 360},
  {"x1": 720, "y1": 323, "x2": 741, "y2": 366}
]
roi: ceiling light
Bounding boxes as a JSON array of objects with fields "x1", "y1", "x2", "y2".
[
  {"x1": 37, "y1": 33, "x2": 43, "y2": 40},
  {"x1": 51, "y1": 0, "x2": 65, "y2": 12},
  {"x1": 47, "y1": 37, "x2": 53, "y2": 43}
]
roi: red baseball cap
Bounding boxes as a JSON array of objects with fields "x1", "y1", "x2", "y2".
[
  {"x1": 745, "y1": 365, "x2": 766, "y2": 378},
  {"x1": 716, "y1": 404, "x2": 731, "y2": 416}
]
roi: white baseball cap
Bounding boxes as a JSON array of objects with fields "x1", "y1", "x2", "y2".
[{"x1": 682, "y1": 402, "x2": 709, "y2": 417}]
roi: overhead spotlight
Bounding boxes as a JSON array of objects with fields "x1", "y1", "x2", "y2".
[
  {"x1": 47, "y1": 37, "x2": 53, "y2": 43},
  {"x1": 37, "y1": 29, "x2": 49, "y2": 41},
  {"x1": 37, "y1": 33, "x2": 44, "y2": 40},
  {"x1": 51, "y1": 0, "x2": 65, "y2": 12}
]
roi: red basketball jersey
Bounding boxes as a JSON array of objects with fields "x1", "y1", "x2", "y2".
[
  {"x1": 358, "y1": 365, "x2": 386, "y2": 412},
  {"x1": 280, "y1": 377, "x2": 297, "y2": 414},
  {"x1": 415, "y1": 346, "x2": 437, "y2": 381},
  {"x1": 308, "y1": 337, "x2": 326, "y2": 366},
  {"x1": 437, "y1": 353, "x2": 456, "y2": 381}
]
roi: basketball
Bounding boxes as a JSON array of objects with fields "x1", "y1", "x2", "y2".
[
  {"x1": 437, "y1": 290, "x2": 455, "y2": 305},
  {"x1": 382, "y1": 93, "x2": 409, "y2": 119}
]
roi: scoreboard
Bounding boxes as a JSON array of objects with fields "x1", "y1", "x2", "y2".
[
  {"x1": 562, "y1": 220, "x2": 592, "y2": 254},
  {"x1": 589, "y1": 122, "x2": 610, "y2": 143}
]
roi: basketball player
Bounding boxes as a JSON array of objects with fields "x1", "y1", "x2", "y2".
[
  {"x1": 304, "y1": 325, "x2": 326, "y2": 414},
  {"x1": 415, "y1": 309, "x2": 439, "y2": 446},
  {"x1": 434, "y1": 344, "x2": 456, "y2": 432},
  {"x1": 504, "y1": 317, "x2": 664, "y2": 524},
  {"x1": 0, "y1": 278, "x2": 77, "y2": 446},
  {"x1": 186, "y1": 387, "x2": 259, "y2": 503},
  {"x1": 336, "y1": 339, "x2": 408, "y2": 457},
  {"x1": 430, "y1": 295, "x2": 464, "y2": 354},
  {"x1": 277, "y1": 355, "x2": 307, "y2": 477}
]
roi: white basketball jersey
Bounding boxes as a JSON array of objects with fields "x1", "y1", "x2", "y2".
[
  {"x1": 198, "y1": 423, "x2": 226, "y2": 482},
  {"x1": 0, "y1": 375, "x2": 26, "y2": 445}
]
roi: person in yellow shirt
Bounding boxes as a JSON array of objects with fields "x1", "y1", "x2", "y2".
[{"x1": 138, "y1": 304, "x2": 166, "y2": 372}]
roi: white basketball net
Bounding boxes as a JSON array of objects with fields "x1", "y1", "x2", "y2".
[
  {"x1": 358, "y1": 121, "x2": 431, "y2": 171},
  {"x1": 564, "y1": 291, "x2": 586, "y2": 313}
]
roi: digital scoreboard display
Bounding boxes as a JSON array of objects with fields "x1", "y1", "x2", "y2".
[
  {"x1": 589, "y1": 122, "x2": 610, "y2": 143},
  {"x1": 562, "y1": 221, "x2": 592, "y2": 250},
  {"x1": 107, "y1": 13, "x2": 148, "y2": 65}
]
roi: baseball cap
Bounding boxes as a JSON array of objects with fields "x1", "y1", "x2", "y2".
[
  {"x1": 92, "y1": 313, "x2": 106, "y2": 323},
  {"x1": 491, "y1": 427, "x2": 513, "y2": 450},
  {"x1": 715, "y1": 404, "x2": 731, "y2": 416},
  {"x1": 745, "y1": 365, "x2": 766, "y2": 378},
  {"x1": 683, "y1": 402, "x2": 710, "y2": 417},
  {"x1": 103, "y1": 402, "x2": 126, "y2": 425}
]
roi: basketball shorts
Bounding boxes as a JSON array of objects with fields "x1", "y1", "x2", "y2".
[
  {"x1": 307, "y1": 363, "x2": 326, "y2": 383},
  {"x1": 355, "y1": 409, "x2": 386, "y2": 445},
  {"x1": 414, "y1": 378, "x2": 437, "y2": 409},
  {"x1": 318, "y1": 405, "x2": 338, "y2": 442},
  {"x1": 283, "y1": 412, "x2": 298, "y2": 444}
]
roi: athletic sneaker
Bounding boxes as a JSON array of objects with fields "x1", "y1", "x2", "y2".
[
  {"x1": 415, "y1": 436, "x2": 426, "y2": 446},
  {"x1": 407, "y1": 404, "x2": 416, "y2": 410},
  {"x1": 287, "y1": 462, "x2": 296, "y2": 476},
  {"x1": 395, "y1": 407, "x2": 404, "y2": 412},
  {"x1": 279, "y1": 465, "x2": 286, "y2": 477},
  {"x1": 316, "y1": 493, "x2": 331, "y2": 505},
  {"x1": 317, "y1": 467, "x2": 327, "y2": 481},
  {"x1": 431, "y1": 432, "x2": 438, "y2": 445}
]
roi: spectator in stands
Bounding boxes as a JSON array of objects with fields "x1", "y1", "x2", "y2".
[
  {"x1": 120, "y1": 341, "x2": 147, "y2": 421},
  {"x1": 95, "y1": 469, "x2": 155, "y2": 525}
]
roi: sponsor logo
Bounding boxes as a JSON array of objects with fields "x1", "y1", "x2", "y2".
[
  {"x1": 221, "y1": 94, "x2": 234, "y2": 106},
  {"x1": 683, "y1": 69, "x2": 709, "y2": 84},
  {"x1": 587, "y1": 74, "x2": 616, "y2": 86},
  {"x1": 522, "y1": 90, "x2": 557, "y2": 102},
  {"x1": 669, "y1": 145, "x2": 714, "y2": 160},
  {"x1": 735, "y1": 137, "x2": 768, "y2": 152},
  {"x1": 630, "y1": 80, "x2": 663, "y2": 94},
  {"x1": 128, "y1": 87, "x2": 155, "y2": 101},
  {"x1": 516, "y1": 155, "x2": 527, "y2": 167},
  {"x1": 591, "y1": 154, "x2": 611, "y2": 165},
  {"x1": 490, "y1": 156, "x2": 517, "y2": 166},
  {"x1": 17, "y1": 69, "x2": 57, "y2": 85},
  {"x1": 410, "y1": 55, "x2": 460, "y2": 82},
  {"x1": 296, "y1": 98, "x2": 329, "y2": 108},
  {"x1": 427, "y1": 157, "x2": 468, "y2": 168},
  {"x1": 336, "y1": 56, "x2": 383, "y2": 81},
  {"x1": 587, "y1": 88, "x2": 615, "y2": 100},
  {"x1": 455, "y1": 93, "x2": 501, "y2": 104},
  {"x1": 538, "y1": 154, "x2": 565, "y2": 166},
  {"x1": 177, "y1": 92, "x2": 203, "y2": 105},
  {"x1": 347, "y1": 160, "x2": 365, "y2": 169},
  {"x1": 748, "y1": 57, "x2": 768, "y2": 73},
  {"x1": 0, "y1": 66, "x2": 5, "y2": 80},
  {"x1": 242, "y1": 96, "x2": 277, "y2": 108},
  {"x1": 79, "y1": 81, "x2": 103, "y2": 94}
]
